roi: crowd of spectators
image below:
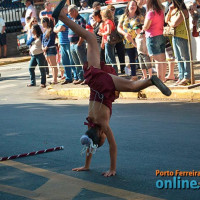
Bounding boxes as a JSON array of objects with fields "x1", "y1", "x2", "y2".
[{"x1": 21, "y1": 0, "x2": 200, "y2": 88}]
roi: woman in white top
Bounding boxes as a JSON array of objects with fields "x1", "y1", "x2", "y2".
[{"x1": 26, "y1": 24, "x2": 46, "y2": 88}]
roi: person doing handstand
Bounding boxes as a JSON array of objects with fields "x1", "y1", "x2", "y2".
[{"x1": 52, "y1": 0, "x2": 171, "y2": 177}]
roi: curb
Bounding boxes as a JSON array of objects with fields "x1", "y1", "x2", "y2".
[
  {"x1": 46, "y1": 86, "x2": 200, "y2": 101},
  {"x1": 0, "y1": 57, "x2": 30, "y2": 66}
]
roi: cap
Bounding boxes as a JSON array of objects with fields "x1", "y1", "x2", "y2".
[{"x1": 80, "y1": 0, "x2": 87, "y2": 2}]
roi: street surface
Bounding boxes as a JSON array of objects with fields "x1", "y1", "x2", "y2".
[{"x1": 0, "y1": 62, "x2": 200, "y2": 200}]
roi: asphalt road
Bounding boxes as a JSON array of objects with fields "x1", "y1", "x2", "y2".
[{"x1": 0, "y1": 62, "x2": 200, "y2": 200}]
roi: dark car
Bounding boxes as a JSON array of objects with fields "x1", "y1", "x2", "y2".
[{"x1": 17, "y1": 32, "x2": 29, "y2": 55}]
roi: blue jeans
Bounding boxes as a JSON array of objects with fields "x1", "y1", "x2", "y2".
[
  {"x1": 29, "y1": 53, "x2": 46, "y2": 85},
  {"x1": 146, "y1": 35, "x2": 166, "y2": 56},
  {"x1": 115, "y1": 41, "x2": 125, "y2": 73},
  {"x1": 105, "y1": 43, "x2": 118, "y2": 74},
  {"x1": 126, "y1": 47, "x2": 137, "y2": 76},
  {"x1": 172, "y1": 36, "x2": 190, "y2": 80},
  {"x1": 60, "y1": 43, "x2": 77, "y2": 82},
  {"x1": 70, "y1": 42, "x2": 87, "y2": 81}
]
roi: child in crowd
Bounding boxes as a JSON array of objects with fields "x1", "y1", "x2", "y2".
[{"x1": 134, "y1": 24, "x2": 152, "y2": 79}]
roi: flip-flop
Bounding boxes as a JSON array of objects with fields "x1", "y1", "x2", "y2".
[
  {"x1": 52, "y1": 0, "x2": 67, "y2": 22},
  {"x1": 165, "y1": 77, "x2": 178, "y2": 82},
  {"x1": 151, "y1": 75, "x2": 172, "y2": 96}
]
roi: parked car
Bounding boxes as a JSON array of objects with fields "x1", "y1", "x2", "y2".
[{"x1": 17, "y1": 32, "x2": 29, "y2": 55}]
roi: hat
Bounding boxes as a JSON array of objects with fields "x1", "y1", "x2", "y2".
[
  {"x1": 133, "y1": 24, "x2": 143, "y2": 30},
  {"x1": 80, "y1": 0, "x2": 87, "y2": 2}
]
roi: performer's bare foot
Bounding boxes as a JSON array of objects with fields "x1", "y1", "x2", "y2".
[
  {"x1": 102, "y1": 170, "x2": 116, "y2": 177},
  {"x1": 72, "y1": 166, "x2": 90, "y2": 171}
]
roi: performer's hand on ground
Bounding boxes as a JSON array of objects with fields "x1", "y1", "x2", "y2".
[
  {"x1": 72, "y1": 166, "x2": 89, "y2": 172},
  {"x1": 102, "y1": 170, "x2": 116, "y2": 177}
]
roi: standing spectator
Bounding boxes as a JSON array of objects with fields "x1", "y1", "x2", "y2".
[
  {"x1": 42, "y1": 17, "x2": 58, "y2": 84},
  {"x1": 89, "y1": 1, "x2": 101, "y2": 28},
  {"x1": 134, "y1": 24, "x2": 152, "y2": 79},
  {"x1": 93, "y1": 10, "x2": 105, "y2": 62},
  {"x1": 107, "y1": 4, "x2": 125, "y2": 74},
  {"x1": 164, "y1": 0, "x2": 176, "y2": 82},
  {"x1": 0, "y1": 17, "x2": 7, "y2": 58},
  {"x1": 136, "y1": 0, "x2": 146, "y2": 17},
  {"x1": 54, "y1": 5, "x2": 77, "y2": 84},
  {"x1": 98, "y1": 9, "x2": 118, "y2": 74},
  {"x1": 21, "y1": 10, "x2": 26, "y2": 31},
  {"x1": 26, "y1": 24, "x2": 46, "y2": 88},
  {"x1": 189, "y1": 0, "x2": 200, "y2": 36},
  {"x1": 143, "y1": 0, "x2": 167, "y2": 82},
  {"x1": 68, "y1": 4, "x2": 87, "y2": 84},
  {"x1": 27, "y1": 17, "x2": 39, "y2": 40},
  {"x1": 79, "y1": 0, "x2": 90, "y2": 11},
  {"x1": 118, "y1": 0, "x2": 144, "y2": 80},
  {"x1": 39, "y1": 2, "x2": 53, "y2": 21},
  {"x1": 165, "y1": 0, "x2": 191, "y2": 85},
  {"x1": 25, "y1": 0, "x2": 37, "y2": 24}
]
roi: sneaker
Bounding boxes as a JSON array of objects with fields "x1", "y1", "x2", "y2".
[{"x1": 151, "y1": 75, "x2": 171, "y2": 96}]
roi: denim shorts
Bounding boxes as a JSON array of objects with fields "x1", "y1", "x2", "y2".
[
  {"x1": 46, "y1": 47, "x2": 57, "y2": 56},
  {"x1": 146, "y1": 35, "x2": 166, "y2": 56}
]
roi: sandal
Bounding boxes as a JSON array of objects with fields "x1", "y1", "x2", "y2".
[
  {"x1": 178, "y1": 79, "x2": 191, "y2": 86},
  {"x1": 49, "y1": 81, "x2": 58, "y2": 85},
  {"x1": 40, "y1": 84, "x2": 46, "y2": 88},
  {"x1": 52, "y1": 0, "x2": 67, "y2": 22}
]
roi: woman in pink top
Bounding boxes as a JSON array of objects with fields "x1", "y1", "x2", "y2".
[
  {"x1": 98, "y1": 9, "x2": 118, "y2": 74},
  {"x1": 143, "y1": 0, "x2": 167, "y2": 82}
]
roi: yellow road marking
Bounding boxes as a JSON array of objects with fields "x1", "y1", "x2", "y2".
[{"x1": 0, "y1": 160, "x2": 165, "y2": 200}]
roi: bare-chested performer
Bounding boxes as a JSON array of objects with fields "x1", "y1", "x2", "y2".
[{"x1": 52, "y1": 0, "x2": 171, "y2": 177}]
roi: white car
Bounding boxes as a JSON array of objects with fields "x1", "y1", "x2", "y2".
[{"x1": 79, "y1": 3, "x2": 127, "y2": 32}]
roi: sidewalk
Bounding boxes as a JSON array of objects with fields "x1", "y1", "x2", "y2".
[
  {"x1": 45, "y1": 64, "x2": 200, "y2": 101},
  {"x1": 1, "y1": 55, "x2": 200, "y2": 101},
  {"x1": 0, "y1": 55, "x2": 30, "y2": 66}
]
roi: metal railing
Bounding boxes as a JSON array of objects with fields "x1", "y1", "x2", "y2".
[{"x1": 0, "y1": 0, "x2": 26, "y2": 33}]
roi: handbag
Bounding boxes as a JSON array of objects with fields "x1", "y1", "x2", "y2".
[
  {"x1": 163, "y1": 26, "x2": 175, "y2": 37},
  {"x1": 107, "y1": 29, "x2": 123, "y2": 45},
  {"x1": 192, "y1": 26, "x2": 199, "y2": 37}
]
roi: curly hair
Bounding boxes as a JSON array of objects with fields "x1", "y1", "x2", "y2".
[{"x1": 124, "y1": 0, "x2": 141, "y2": 17}]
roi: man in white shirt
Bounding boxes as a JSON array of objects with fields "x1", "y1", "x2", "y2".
[
  {"x1": 25, "y1": 0, "x2": 37, "y2": 24},
  {"x1": 0, "y1": 18, "x2": 7, "y2": 58}
]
